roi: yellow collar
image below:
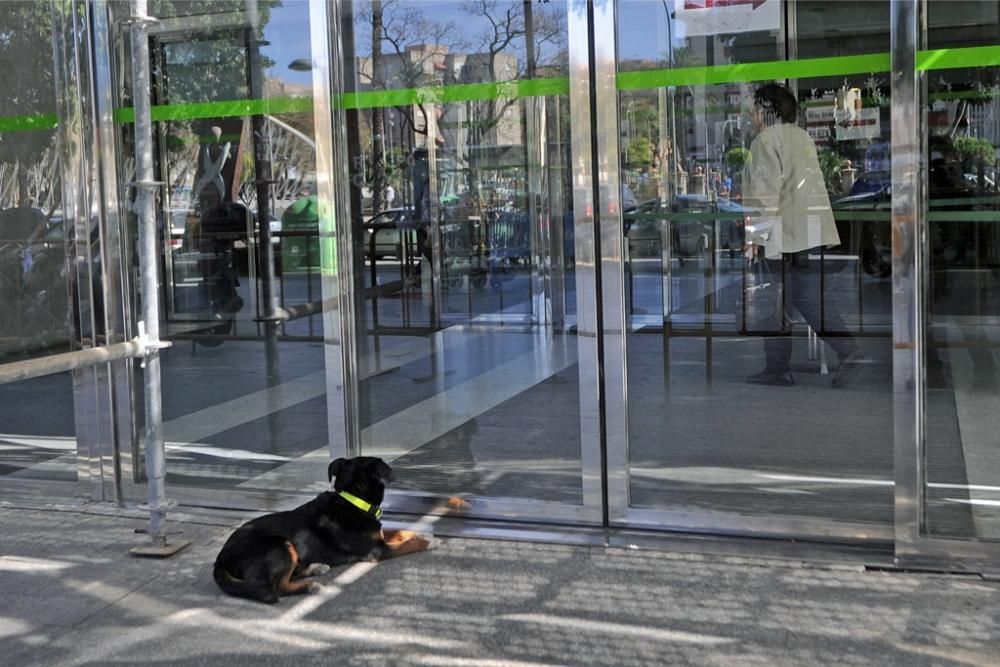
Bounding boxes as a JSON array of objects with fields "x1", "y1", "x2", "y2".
[{"x1": 338, "y1": 490, "x2": 382, "y2": 519}]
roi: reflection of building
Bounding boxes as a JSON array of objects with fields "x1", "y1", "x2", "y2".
[{"x1": 357, "y1": 45, "x2": 522, "y2": 156}]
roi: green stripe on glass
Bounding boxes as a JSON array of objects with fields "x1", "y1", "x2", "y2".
[
  {"x1": 0, "y1": 114, "x2": 58, "y2": 133},
  {"x1": 114, "y1": 96, "x2": 313, "y2": 123},
  {"x1": 111, "y1": 77, "x2": 568, "y2": 125},
  {"x1": 918, "y1": 45, "x2": 1000, "y2": 71},
  {"x1": 929, "y1": 196, "x2": 1000, "y2": 208},
  {"x1": 832, "y1": 211, "x2": 891, "y2": 222},
  {"x1": 617, "y1": 53, "x2": 891, "y2": 90},
  {"x1": 927, "y1": 211, "x2": 1000, "y2": 222},
  {"x1": 616, "y1": 45, "x2": 1000, "y2": 92},
  {"x1": 340, "y1": 77, "x2": 568, "y2": 110}
]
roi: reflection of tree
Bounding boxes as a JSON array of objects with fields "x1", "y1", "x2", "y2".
[
  {"x1": 458, "y1": 0, "x2": 564, "y2": 203},
  {"x1": 369, "y1": 0, "x2": 386, "y2": 213},
  {"x1": 357, "y1": 0, "x2": 466, "y2": 211},
  {"x1": 954, "y1": 135, "x2": 994, "y2": 166},
  {"x1": 654, "y1": 45, "x2": 708, "y2": 182},
  {"x1": 356, "y1": 0, "x2": 566, "y2": 211},
  {"x1": 461, "y1": 0, "x2": 564, "y2": 132},
  {"x1": 0, "y1": 1, "x2": 59, "y2": 210},
  {"x1": 817, "y1": 147, "x2": 844, "y2": 195}
]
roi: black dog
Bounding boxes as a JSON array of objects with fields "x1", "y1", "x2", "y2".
[{"x1": 213, "y1": 456, "x2": 430, "y2": 603}]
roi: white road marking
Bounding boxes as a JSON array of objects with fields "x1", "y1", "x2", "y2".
[{"x1": 501, "y1": 613, "x2": 734, "y2": 645}]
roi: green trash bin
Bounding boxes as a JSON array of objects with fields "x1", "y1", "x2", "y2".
[{"x1": 281, "y1": 195, "x2": 320, "y2": 272}]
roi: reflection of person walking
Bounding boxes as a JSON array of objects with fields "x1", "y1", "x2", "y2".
[
  {"x1": 743, "y1": 84, "x2": 864, "y2": 387},
  {"x1": 384, "y1": 184, "x2": 395, "y2": 209}
]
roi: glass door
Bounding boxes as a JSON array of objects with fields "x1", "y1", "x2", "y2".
[
  {"x1": 609, "y1": 0, "x2": 896, "y2": 539},
  {"x1": 895, "y1": 0, "x2": 1000, "y2": 568},
  {"x1": 331, "y1": 0, "x2": 602, "y2": 522},
  {"x1": 110, "y1": 0, "x2": 337, "y2": 501}
]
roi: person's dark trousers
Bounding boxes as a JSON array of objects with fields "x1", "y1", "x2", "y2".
[{"x1": 760, "y1": 248, "x2": 858, "y2": 373}]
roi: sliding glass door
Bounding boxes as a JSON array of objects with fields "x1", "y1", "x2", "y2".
[{"x1": 328, "y1": 0, "x2": 603, "y2": 522}]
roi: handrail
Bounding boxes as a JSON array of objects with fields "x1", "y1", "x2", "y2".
[{"x1": 0, "y1": 340, "x2": 143, "y2": 385}]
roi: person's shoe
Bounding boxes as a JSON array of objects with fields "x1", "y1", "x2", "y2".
[
  {"x1": 831, "y1": 351, "x2": 867, "y2": 388},
  {"x1": 747, "y1": 370, "x2": 794, "y2": 386}
]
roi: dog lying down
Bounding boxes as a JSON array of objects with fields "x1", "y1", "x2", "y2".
[{"x1": 214, "y1": 456, "x2": 438, "y2": 603}]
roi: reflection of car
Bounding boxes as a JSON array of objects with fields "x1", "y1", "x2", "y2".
[
  {"x1": 0, "y1": 208, "x2": 72, "y2": 355},
  {"x1": 849, "y1": 171, "x2": 890, "y2": 196},
  {"x1": 832, "y1": 135, "x2": 982, "y2": 279},
  {"x1": 624, "y1": 195, "x2": 751, "y2": 259},
  {"x1": 964, "y1": 173, "x2": 996, "y2": 189},
  {"x1": 831, "y1": 185, "x2": 892, "y2": 278},
  {"x1": 362, "y1": 207, "x2": 417, "y2": 260}
]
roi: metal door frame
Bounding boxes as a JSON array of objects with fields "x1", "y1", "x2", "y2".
[
  {"x1": 46, "y1": 0, "x2": 1000, "y2": 570},
  {"x1": 890, "y1": 0, "x2": 1000, "y2": 572},
  {"x1": 594, "y1": 0, "x2": 1000, "y2": 567}
]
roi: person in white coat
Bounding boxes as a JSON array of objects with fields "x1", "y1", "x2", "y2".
[{"x1": 743, "y1": 84, "x2": 863, "y2": 387}]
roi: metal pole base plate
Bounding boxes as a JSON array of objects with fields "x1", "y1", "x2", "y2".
[{"x1": 129, "y1": 540, "x2": 191, "y2": 558}]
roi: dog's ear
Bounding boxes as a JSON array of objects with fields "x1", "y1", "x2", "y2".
[
  {"x1": 328, "y1": 458, "x2": 347, "y2": 482},
  {"x1": 374, "y1": 459, "x2": 396, "y2": 485}
]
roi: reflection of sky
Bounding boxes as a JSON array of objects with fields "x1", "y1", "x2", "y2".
[
  {"x1": 261, "y1": 0, "x2": 313, "y2": 88},
  {"x1": 263, "y1": 0, "x2": 575, "y2": 88},
  {"x1": 618, "y1": 0, "x2": 675, "y2": 63},
  {"x1": 262, "y1": 0, "x2": 799, "y2": 86}
]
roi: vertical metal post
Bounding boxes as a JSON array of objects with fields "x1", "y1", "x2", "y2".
[
  {"x1": 524, "y1": 0, "x2": 548, "y2": 326},
  {"x1": 246, "y1": 0, "x2": 278, "y2": 323},
  {"x1": 315, "y1": 0, "x2": 360, "y2": 459},
  {"x1": 567, "y1": 0, "x2": 627, "y2": 523},
  {"x1": 891, "y1": 0, "x2": 923, "y2": 564},
  {"x1": 127, "y1": 0, "x2": 187, "y2": 557}
]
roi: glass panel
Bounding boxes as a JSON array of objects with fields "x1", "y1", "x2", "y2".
[
  {"x1": 0, "y1": 372, "x2": 78, "y2": 484},
  {"x1": 923, "y1": 0, "x2": 1000, "y2": 540},
  {"x1": 341, "y1": 1, "x2": 583, "y2": 507},
  {"x1": 112, "y1": 0, "x2": 330, "y2": 493},
  {"x1": 618, "y1": 0, "x2": 894, "y2": 527},
  {"x1": 0, "y1": 2, "x2": 78, "y2": 485},
  {"x1": 0, "y1": 1, "x2": 71, "y2": 363}
]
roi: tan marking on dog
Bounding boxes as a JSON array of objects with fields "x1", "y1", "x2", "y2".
[{"x1": 277, "y1": 541, "x2": 314, "y2": 595}]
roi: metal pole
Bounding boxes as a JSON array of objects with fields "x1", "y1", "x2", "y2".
[
  {"x1": 0, "y1": 341, "x2": 142, "y2": 386},
  {"x1": 246, "y1": 1, "x2": 282, "y2": 396},
  {"x1": 127, "y1": 0, "x2": 187, "y2": 557}
]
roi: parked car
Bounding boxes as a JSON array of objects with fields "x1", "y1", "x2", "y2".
[
  {"x1": 849, "y1": 170, "x2": 890, "y2": 196},
  {"x1": 362, "y1": 207, "x2": 417, "y2": 260},
  {"x1": 831, "y1": 185, "x2": 892, "y2": 278},
  {"x1": 0, "y1": 208, "x2": 74, "y2": 357},
  {"x1": 624, "y1": 194, "x2": 751, "y2": 260},
  {"x1": 831, "y1": 135, "x2": 984, "y2": 279}
]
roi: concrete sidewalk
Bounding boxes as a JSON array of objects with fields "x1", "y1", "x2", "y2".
[{"x1": 0, "y1": 505, "x2": 998, "y2": 667}]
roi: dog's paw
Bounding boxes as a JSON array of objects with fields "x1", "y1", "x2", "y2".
[
  {"x1": 423, "y1": 536, "x2": 440, "y2": 551},
  {"x1": 301, "y1": 563, "x2": 331, "y2": 577},
  {"x1": 384, "y1": 529, "x2": 417, "y2": 546},
  {"x1": 307, "y1": 581, "x2": 324, "y2": 594}
]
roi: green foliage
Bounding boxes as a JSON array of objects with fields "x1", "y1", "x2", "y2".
[
  {"x1": 0, "y1": 1, "x2": 59, "y2": 170},
  {"x1": 724, "y1": 147, "x2": 750, "y2": 172},
  {"x1": 953, "y1": 135, "x2": 995, "y2": 166},
  {"x1": 817, "y1": 148, "x2": 844, "y2": 195},
  {"x1": 626, "y1": 136, "x2": 653, "y2": 167}
]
